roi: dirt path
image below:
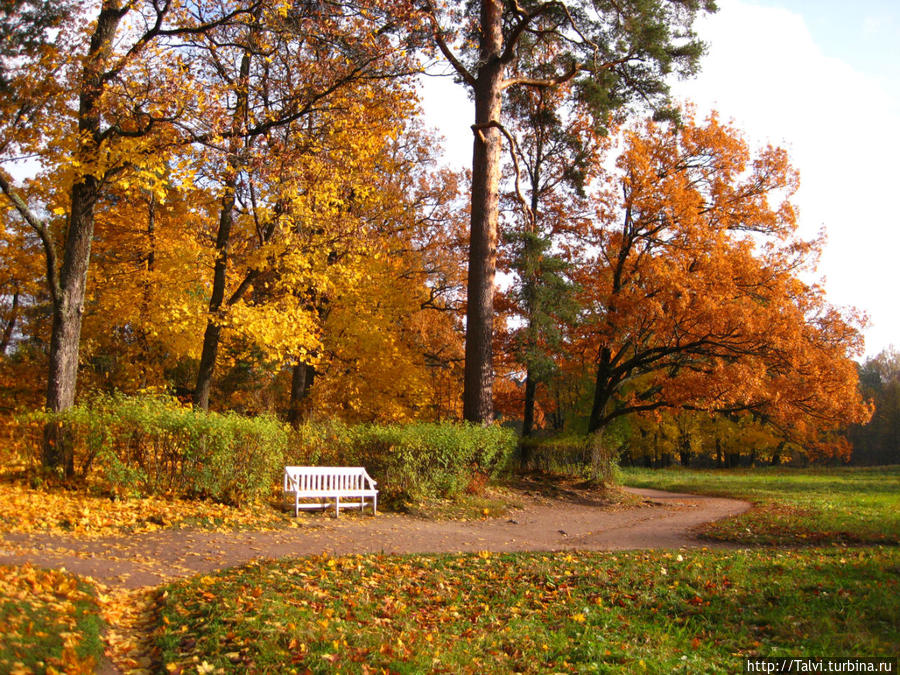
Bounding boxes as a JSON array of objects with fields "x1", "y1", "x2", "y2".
[{"x1": 0, "y1": 486, "x2": 750, "y2": 589}]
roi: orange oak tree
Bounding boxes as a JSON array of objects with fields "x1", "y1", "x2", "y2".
[{"x1": 570, "y1": 112, "x2": 870, "y2": 452}]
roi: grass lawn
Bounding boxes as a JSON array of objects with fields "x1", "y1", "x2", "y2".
[
  {"x1": 621, "y1": 465, "x2": 900, "y2": 546},
  {"x1": 0, "y1": 564, "x2": 104, "y2": 674},
  {"x1": 155, "y1": 548, "x2": 900, "y2": 674},
  {"x1": 5, "y1": 466, "x2": 899, "y2": 672}
]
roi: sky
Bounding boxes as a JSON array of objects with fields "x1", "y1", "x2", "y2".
[{"x1": 419, "y1": 0, "x2": 900, "y2": 359}]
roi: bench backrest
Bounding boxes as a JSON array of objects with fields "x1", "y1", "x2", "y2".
[{"x1": 284, "y1": 466, "x2": 376, "y2": 492}]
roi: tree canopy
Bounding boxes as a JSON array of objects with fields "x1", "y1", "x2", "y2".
[{"x1": 0, "y1": 0, "x2": 877, "y2": 472}]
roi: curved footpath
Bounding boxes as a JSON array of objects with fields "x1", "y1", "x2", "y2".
[{"x1": 0, "y1": 487, "x2": 750, "y2": 589}]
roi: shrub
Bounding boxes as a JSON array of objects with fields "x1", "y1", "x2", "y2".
[
  {"x1": 289, "y1": 421, "x2": 517, "y2": 500},
  {"x1": 23, "y1": 394, "x2": 287, "y2": 505},
  {"x1": 22, "y1": 397, "x2": 517, "y2": 506},
  {"x1": 519, "y1": 432, "x2": 621, "y2": 484}
]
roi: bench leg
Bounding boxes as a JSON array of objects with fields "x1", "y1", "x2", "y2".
[
  {"x1": 335, "y1": 496, "x2": 340, "y2": 517},
  {"x1": 372, "y1": 494, "x2": 377, "y2": 516}
]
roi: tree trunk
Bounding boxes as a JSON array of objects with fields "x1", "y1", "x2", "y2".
[
  {"x1": 679, "y1": 437, "x2": 691, "y2": 467},
  {"x1": 770, "y1": 441, "x2": 785, "y2": 466},
  {"x1": 194, "y1": 185, "x2": 238, "y2": 411},
  {"x1": 138, "y1": 194, "x2": 156, "y2": 388},
  {"x1": 0, "y1": 288, "x2": 18, "y2": 354},
  {"x1": 193, "y1": 43, "x2": 253, "y2": 411},
  {"x1": 44, "y1": 182, "x2": 99, "y2": 474},
  {"x1": 288, "y1": 362, "x2": 315, "y2": 428},
  {"x1": 462, "y1": 0, "x2": 504, "y2": 423},
  {"x1": 587, "y1": 346, "x2": 613, "y2": 433},
  {"x1": 43, "y1": 2, "x2": 124, "y2": 477},
  {"x1": 522, "y1": 369, "x2": 536, "y2": 436}
]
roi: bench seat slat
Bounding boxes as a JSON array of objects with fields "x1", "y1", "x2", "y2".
[{"x1": 290, "y1": 490, "x2": 377, "y2": 498}]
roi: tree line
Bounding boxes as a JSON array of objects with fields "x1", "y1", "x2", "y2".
[{"x1": 0, "y1": 0, "x2": 877, "y2": 476}]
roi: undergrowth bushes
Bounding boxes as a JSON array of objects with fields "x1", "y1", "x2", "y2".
[
  {"x1": 24, "y1": 394, "x2": 286, "y2": 505},
  {"x1": 22, "y1": 394, "x2": 518, "y2": 506},
  {"x1": 290, "y1": 421, "x2": 517, "y2": 501},
  {"x1": 519, "y1": 433, "x2": 621, "y2": 484}
]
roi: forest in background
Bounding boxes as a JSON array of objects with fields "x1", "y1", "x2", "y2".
[{"x1": 0, "y1": 0, "x2": 890, "y2": 479}]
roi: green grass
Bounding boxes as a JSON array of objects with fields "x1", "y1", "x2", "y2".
[
  {"x1": 155, "y1": 548, "x2": 900, "y2": 674},
  {"x1": 621, "y1": 466, "x2": 900, "y2": 546},
  {"x1": 0, "y1": 564, "x2": 105, "y2": 674}
]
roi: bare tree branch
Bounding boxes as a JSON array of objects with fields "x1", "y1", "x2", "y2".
[
  {"x1": 420, "y1": 0, "x2": 476, "y2": 88},
  {"x1": 0, "y1": 170, "x2": 60, "y2": 304}
]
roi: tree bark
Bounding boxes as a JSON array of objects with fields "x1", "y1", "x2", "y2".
[
  {"x1": 288, "y1": 362, "x2": 315, "y2": 428},
  {"x1": 522, "y1": 369, "x2": 537, "y2": 436},
  {"x1": 43, "y1": 2, "x2": 124, "y2": 476},
  {"x1": 194, "y1": 184, "x2": 238, "y2": 411},
  {"x1": 193, "y1": 41, "x2": 253, "y2": 411},
  {"x1": 770, "y1": 441, "x2": 784, "y2": 466},
  {"x1": 0, "y1": 288, "x2": 18, "y2": 354},
  {"x1": 462, "y1": 0, "x2": 504, "y2": 423},
  {"x1": 587, "y1": 346, "x2": 614, "y2": 433}
]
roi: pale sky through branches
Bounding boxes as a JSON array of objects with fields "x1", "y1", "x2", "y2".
[{"x1": 419, "y1": 0, "x2": 900, "y2": 358}]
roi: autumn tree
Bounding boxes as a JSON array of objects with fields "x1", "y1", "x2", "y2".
[
  {"x1": 571, "y1": 112, "x2": 870, "y2": 455},
  {"x1": 849, "y1": 348, "x2": 900, "y2": 465},
  {"x1": 618, "y1": 409, "x2": 794, "y2": 467},
  {"x1": 421, "y1": 0, "x2": 714, "y2": 423},
  {"x1": 278, "y1": 125, "x2": 468, "y2": 423},
  {"x1": 176, "y1": 0, "x2": 418, "y2": 410},
  {"x1": 75, "y1": 179, "x2": 216, "y2": 394},
  {"x1": 0, "y1": 0, "x2": 256, "y2": 475}
]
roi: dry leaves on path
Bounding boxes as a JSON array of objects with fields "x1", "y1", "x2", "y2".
[
  {"x1": 98, "y1": 585, "x2": 163, "y2": 675},
  {"x1": 0, "y1": 479, "x2": 288, "y2": 538}
]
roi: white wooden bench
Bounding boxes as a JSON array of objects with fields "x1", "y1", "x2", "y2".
[{"x1": 283, "y1": 466, "x2": 378, "y2": 517}]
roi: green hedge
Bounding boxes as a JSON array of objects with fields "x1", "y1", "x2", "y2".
[
  {"x1": 290, "y1": 421, "x2": 517, "y2": 500},
  {"x1": 25, "y1": 394, "x2": 286, "y2": 505},
  {"x1": 24, "y1": 395, "x2": 517, "y2": 505}
]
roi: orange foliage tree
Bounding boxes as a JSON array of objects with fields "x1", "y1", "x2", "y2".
[{"x1": 569, "y1": 112, "x2": 870, "y2": 457}]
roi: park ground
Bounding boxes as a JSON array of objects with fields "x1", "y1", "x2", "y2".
[{"x1": 0, "y1": 466, "x2": 897, "y2": 673}]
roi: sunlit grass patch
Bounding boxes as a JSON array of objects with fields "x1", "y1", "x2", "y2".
[
  {"x1": 0, "y1": 564, "x2": 104, "y2": 674},
  {"x1": 622, "y1": 466, "x2": 900, "y2": 545},
  {"x1": 155, "y1": 548, "x2": 900, "y2": 674}
]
